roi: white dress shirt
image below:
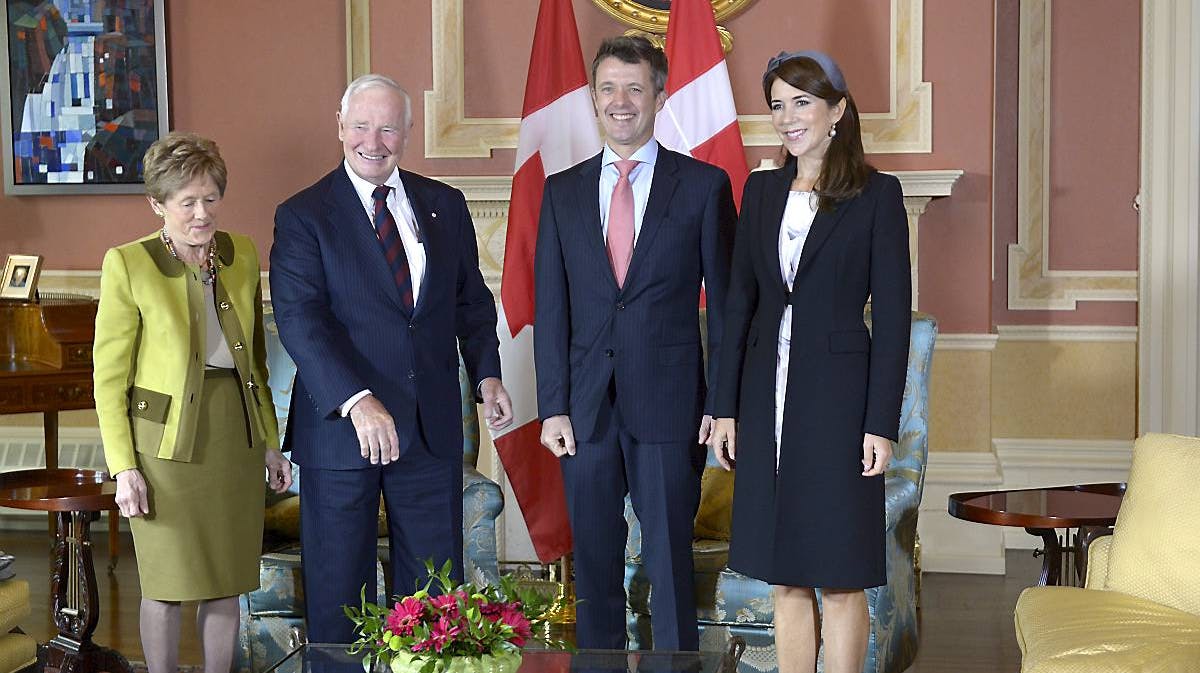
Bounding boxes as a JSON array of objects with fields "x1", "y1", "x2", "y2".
[
  {"x1": 598, "y1": 141, "x2": 658, "y2": 244},
  {"x1": 343, "y1": 162, "x2": 427, "y2": 303},
  {"x1": 340, "y1": 162, "x2": 429, "y2": 417}
]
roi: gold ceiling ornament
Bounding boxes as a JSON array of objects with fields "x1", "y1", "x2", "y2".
[
  {"x1": 592, "y1": 0, "x2": 754, "y2": 52},
  {"x1": 621, "y1": 26, "x2": 733, "y2": 53}
]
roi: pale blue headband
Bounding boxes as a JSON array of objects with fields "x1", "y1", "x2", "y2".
[{"x1": 764, "y1": 50, "x2": 848, "y2": 93}]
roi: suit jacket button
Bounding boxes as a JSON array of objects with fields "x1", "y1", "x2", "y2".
[
  {"x1": 233, "y1": 341, "x2": 245, "y2": 350},
  {"x1": 408, "y1": 323, "x2": 415, "y2": 330},
  {"x1": 219, "y1": 301, "x2": 231, "y2": 310},
  {"x1": 408, "y1": 371, "x2": 416, "y2": 379},
  {"x1": 136, "y1": 400, "x2": 148, "y2": 411},
  {"x1": 616, "y1": 301, "x2": 625, "y2": 311},
  {"x1": 604, "y1": 349, "x2": 614, "y2": 358}
]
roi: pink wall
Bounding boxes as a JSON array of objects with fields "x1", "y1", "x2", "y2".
[
  {"x1": 0, "y1": 1, "x2": 346, "y2": 268},
  {"x1": 1047, "y1": 0, "x2": 1139, "y2": 271},
  {"x1": 991, "y1": 0, "x2": 1139, "y2": 327},
  {"x1": 0, "y1": 0, "x2": 1140, "y2": 333}
]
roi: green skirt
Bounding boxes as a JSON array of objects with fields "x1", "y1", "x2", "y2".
[{"x1": 130, "y1": 368, "x2": 263, "y2": 601}]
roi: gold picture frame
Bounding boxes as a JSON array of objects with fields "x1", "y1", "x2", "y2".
[
  {"x1": 590, "y1": 0, "x2": 756, "y2": 33},
  {"x1": 1, "y1": 254, "x2": 43, "y2": 301}
]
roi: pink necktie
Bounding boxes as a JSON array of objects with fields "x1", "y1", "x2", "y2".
[{"x1": 607, "y1": 159, "x2": 638, "y2": 288}]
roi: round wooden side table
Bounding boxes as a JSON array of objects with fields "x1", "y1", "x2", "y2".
[
  {"x1": 0, "y1": 469, "x2": 132, "y2": 673},
  {"x1": 948, "y1": 482, "x2": 1125, "y2": 586}
]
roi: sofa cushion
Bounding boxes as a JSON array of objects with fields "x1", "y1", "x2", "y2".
[
  {"x1": 1105, "y1": 433, "x2": 1200, "y2": 617},
  {"x1": 263, "y1": 494, "x2": 388, "y2": 543},
  {"x1": 694, "y1": 467, "x2": 734, "y2": 540},
  {"x1": 0, "y1": 632, "x2": 36, "y2": 673},
  {"x1": 246, "y1": 549, "x2": 304, "y2": 617},
  {"x1": 1015, "y1": 585, "x2": 1200, "y2": 672},
  {"x1": 0, "y1": 580, "x2": 29, "y2": 635}
]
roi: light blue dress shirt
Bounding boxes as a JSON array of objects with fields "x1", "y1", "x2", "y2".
[{"x1": 598, "y1": 141, "x2": 658, "y2": 244}]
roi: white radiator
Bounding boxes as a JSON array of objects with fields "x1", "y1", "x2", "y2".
[{"x1": 0, "y1": 427, "x2": 106, "y2": 529}]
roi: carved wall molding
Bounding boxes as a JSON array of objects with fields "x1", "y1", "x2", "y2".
[
  {"x1": 1138, "y1": 0, "x2": 1200, "y2": 436},
  {"x1": 346, "y1": 0, "x2": 370, "y2": 82},
  {"x1": 346, "y1": 0, "x2": 933, "y2": 158},
  {"x1": 1006, "y1": 0, "x2": 1137, "y2": 311},
  {"x1": 42, "y1": 170, "x2": 960, "y2": 307}
]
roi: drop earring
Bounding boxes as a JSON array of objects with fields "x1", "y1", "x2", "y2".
[{"x1": 828, "y1": 123, "x2": 837, "y2": 138}]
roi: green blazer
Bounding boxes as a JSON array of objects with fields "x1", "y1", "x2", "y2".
[{"x1": 94, "y1": 230, "x2": 279, "y2": 476}]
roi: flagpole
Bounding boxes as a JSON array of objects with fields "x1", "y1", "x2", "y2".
[{"x1": 545, "y1": 552, "x2": 577, "y2": 626}]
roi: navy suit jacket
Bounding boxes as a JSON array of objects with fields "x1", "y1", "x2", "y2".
[
  {"x1": 534, "y1": 146, "x2": 736, "y2": 444},
  {"x1": 270, "y1": 166, "x2": 501, "y2": 469}
]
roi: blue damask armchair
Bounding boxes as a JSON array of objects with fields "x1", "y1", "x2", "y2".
[
  {"x1": 233, "y1": 310, "x2": 504, "y2": 672},
  {"x1": 624, "y1": 310, "x2": 937, "y2": 673}
]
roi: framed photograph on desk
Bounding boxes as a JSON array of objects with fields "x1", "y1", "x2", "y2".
[{"x1": 1, "y1": 253, "x2": 42, "y2": 300}]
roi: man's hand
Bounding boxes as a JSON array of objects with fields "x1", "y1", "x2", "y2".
[
  {"x1": 862, "y1": 433, "x2": 893, "y2": 476},
  {"x1": 114, "y1": 469, "x2": 150, "y2": 518},
  {"x1": 697, "y1": 414, "x2": 714, "y2": 444},
  {"x1": 265, "y1": 448, "x2": 293, "y2": 493},
  {"x1": 706, "y1": 418, "x2": 737, "y2": 471},
  {"x1": 349, "y1": 395, "x2": 400, "y2": 465},
  {"x1": 479, "y1": 377, "x2": 514, "y2": 430},
  {"x1": 540, "y1": 415, "x2": 576, "y2": 457}
]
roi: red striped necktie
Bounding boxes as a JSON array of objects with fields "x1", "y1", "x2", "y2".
[{"x1": 371, "y1": 184, "x2": 414, "y2": 311}]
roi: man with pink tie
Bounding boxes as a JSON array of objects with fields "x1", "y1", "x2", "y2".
[{"x1": 533, "y1": 36, "x2": 737, "y2": 650}]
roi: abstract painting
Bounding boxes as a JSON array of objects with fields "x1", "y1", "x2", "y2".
[{"x1": 1, "y1": 0, "x2": 168, "y2": 194}]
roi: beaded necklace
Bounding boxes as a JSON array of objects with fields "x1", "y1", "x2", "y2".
[{"x1": 160, "y1": 228, "x2": 217, "y2": 286}]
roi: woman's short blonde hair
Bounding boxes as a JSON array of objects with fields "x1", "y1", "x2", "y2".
[{"x1": 143, "y1": 132, "x2": 227, "y2": 202}]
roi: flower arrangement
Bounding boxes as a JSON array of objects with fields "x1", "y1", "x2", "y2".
[{"x1": 345, "y1": 560, "x2": 570, "y2": 673}]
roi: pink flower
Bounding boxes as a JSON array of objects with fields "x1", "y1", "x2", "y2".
[
  {"x1": 412, "y1": 637, "x2": 433, "y2": 653},
  {"x1": 386, "y1": 597, "x2": 426, "y2": 636},
  {"x1": 427, "y1": 613, "x2": 465, "y2": 652},
  {"x1": 430, "y1": 591, "x2": 468, "y2": 618},
  {"x1": 499, "y1": 604, "x2": 531, "y2": 647},
  {"x1": 480, "y1": 601, "x2": 504, "y2": 620}
]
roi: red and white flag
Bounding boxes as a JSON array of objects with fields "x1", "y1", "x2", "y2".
[
  {"x1": 495, "y1": 0, "x2": 601, "y2": 563},
  {"x1": 655, "y1": 0, "x2": 749, "y2": 206}
]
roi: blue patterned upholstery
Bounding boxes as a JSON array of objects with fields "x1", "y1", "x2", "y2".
[
  {"x1": 235, "y1": 308, "x2": 504, "y2": 672},
  {"x1": 624, "y1": 311, "x2": 936, "y2": 673}
]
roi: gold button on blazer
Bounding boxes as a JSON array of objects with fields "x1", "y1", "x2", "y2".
[{"x1": 93, "y1": 230, "x2": 280, "y2": 476}]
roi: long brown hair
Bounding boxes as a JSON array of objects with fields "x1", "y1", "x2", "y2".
[{"x1": 763, "y1": 56, "x2": 870, "y2": 209}]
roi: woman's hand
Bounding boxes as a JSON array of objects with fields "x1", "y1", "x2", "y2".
[
  {"x1": 114, "y1": 469, "x2": 150, "y2": 518},
  {"x1": 862, "y1": 433, "x2": 893, "y2": 476},
  {"x1": 265, "y1": 449, "x2": 293, "y2": 493},
  {"x1": 707, "y1": 418, "x2": 737, "y2": 471}
]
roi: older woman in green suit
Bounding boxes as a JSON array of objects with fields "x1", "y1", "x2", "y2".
[{"x1": 93, "y1": 132, "x2": 292, "y2": 673}]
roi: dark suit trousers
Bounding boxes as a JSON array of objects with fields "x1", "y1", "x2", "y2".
[
  {"x1": 299, "y1": 428, "x2": 463, "y2": 644},
  {"x1": 561, "y1": 385, "x2": 705, "y2": 650}
]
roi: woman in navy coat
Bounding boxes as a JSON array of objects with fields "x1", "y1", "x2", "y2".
[{"x1": 708, "y1": 51, "x2": 911, "y2": 673}]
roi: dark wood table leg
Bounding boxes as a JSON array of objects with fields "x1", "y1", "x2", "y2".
[
  {"x1": 45, "y1": 411, "x2": 59, "y2": 540},
  {"x1": 1026, "y1": 527, "x2": 1063, "y2": 586},
  {"x1": 39, "y1": 509, "x2": 133, "y2": 673},
  {"x1": 106, "y1": 513, "x2": 119, "y2": 573}
]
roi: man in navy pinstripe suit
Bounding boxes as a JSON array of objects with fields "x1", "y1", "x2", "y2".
[
  {"x1": 270, "y1": 74, "x2": 513, "y2": 644},
  {"x1": 534, "y1": 37, "x2": 737, "y2": 650}
]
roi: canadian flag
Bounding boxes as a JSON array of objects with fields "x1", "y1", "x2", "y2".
[
  {"x1": 494, "y1": 0, "x2": 601, "y2": 563},
  {"x1": 655, "y1": 0, "x2": 749, "y2": 206}
]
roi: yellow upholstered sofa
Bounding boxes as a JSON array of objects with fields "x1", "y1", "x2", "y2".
[{"x1": 1013, "y1": 433, "x2": 1200, "y2": 672}]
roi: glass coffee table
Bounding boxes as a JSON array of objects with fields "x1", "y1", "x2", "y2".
[{"x1": 265, "y1": 641, "x2": 746, "y2": 673}]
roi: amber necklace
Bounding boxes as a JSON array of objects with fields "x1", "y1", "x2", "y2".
[{"x1": 160, "y1": 228, "x2": 217, "y2": 286}]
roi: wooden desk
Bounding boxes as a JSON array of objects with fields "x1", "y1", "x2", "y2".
[
  {"x1": 0, "y1": 469, "x2": 132, "y2": 673},
  {"x1": 0, "y1": 298, "x2": 120, "y2": 568},
  {"x1": 949, "y1": 483, "x2": 1125, "y2": 586}
]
